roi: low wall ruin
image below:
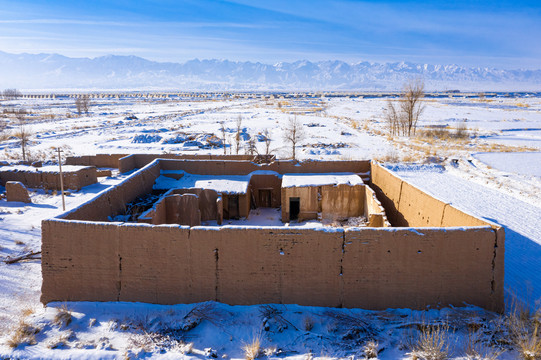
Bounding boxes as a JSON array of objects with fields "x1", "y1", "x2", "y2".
[
  {"x1": 41, "y1": 158, "x2": 504, "y2": 312},
  {"x1": 0, "y1": 166, "x2": 97, "y2": 191}
]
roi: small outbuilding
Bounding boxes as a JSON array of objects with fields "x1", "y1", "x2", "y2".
[{"x1": 281, "y1": 173, "x2": 365, "y2": 222}]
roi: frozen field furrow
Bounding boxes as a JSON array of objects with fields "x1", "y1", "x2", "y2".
[{"x1": 393, "y1": 166, "x2": 541, "y2": 308}]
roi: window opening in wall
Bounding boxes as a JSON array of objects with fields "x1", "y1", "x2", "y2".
[{"x1": 289, "y1": 197, "x2": 300, "y2": 221}]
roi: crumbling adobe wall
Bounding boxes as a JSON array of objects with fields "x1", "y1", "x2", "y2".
[
  {"x1": 156, "y1": 159, "x2": 371, "y2": 177},
  {"x1": 370, "y1": 162, "x2": 504, "y2": 311},
  {"x1": 62, "y1": 161, "x2": 160, "y2": 221},
  {"x1": 342, "y1": 227, "x2": 502, "y2": 311},
  {"x1": 364, "y1": 185, "x2": 390, "y2": 227},
  {"x1": 66, "y1": 154, "x2": 128, "y2": 169},
  {"x1": 371, "y1": 163, "x2": 489, "y2": 228},
  {"x1": 0, "y1": 166, "x2": 97, "y2": 191},
  {"x1": 119, "y1": 154, "x2": 255, "y2": 173},
  {"x1": 41, "y1": 159, "x2": 504, "y2": 312},
  {"x1": 41, "y1": 221, "x2": 502, "y2": 311}
]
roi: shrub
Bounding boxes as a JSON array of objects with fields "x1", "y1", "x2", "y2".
[
  {"x1": 408, "y1": 322, "x2": 450, "y2": 360},
  {"x1": 242, "y1": 334, "x2": 261, "y2": 360}
]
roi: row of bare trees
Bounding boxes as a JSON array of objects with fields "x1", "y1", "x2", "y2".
[
  {"x1": 218, "y1": 116, "x2": 305, "y2": 159},
  {"x1": 2, "y1": 89, "x2": 22, "y2": 99}
]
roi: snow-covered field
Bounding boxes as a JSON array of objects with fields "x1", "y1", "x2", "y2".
[{"x1": 0, "y1": 93, "x2": 540, "y2": 359}]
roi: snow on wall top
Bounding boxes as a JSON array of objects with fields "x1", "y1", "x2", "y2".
[
  {"x1": 0, "y1": 165, "x2": 92, "y2": 173},
  {"x1": 154, "y1": 172, "x2": 251, "y2": 194},
  {"x1": 281, "y1": 173, "x2": 363, "y2": 188}
]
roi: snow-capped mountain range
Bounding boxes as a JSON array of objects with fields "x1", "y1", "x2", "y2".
[{"x1": 0, "y1": 51, "x2": 539, "y2": 91}]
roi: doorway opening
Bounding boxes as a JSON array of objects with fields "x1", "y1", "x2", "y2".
[
  {"x1": 289, "y1": 197, "x2": 300, "y2": 221},
  {"x1": 258, "y1": 189, "x2": 272, "y2": 208}
]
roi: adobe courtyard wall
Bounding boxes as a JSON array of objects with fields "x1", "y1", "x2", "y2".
[
  {"x1": 156, "y1": 158, "x2": 371, "y2": 177},
  {"x1": 66, "y1": 154, "x2": 128, "y2": 169},
  {"x1": 41, "y1": 159, "x2": 504, "y2": 312},
  {"x1": 370, "y1": 162, "x2": 504, "y2": 310},
  {"x1": 41, "y1": 220, "x2": 502, "y2": 311}
]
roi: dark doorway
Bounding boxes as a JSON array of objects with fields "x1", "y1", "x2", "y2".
[
  {"x1": 289, "y1": 197, "x2": 300, "y2": 221},
  {"x1": 258, "y1": 189, "x2": 272, "y2": 208},
  {"x1": 228, "y1": 195, "x2": 239, "y2": 219}
]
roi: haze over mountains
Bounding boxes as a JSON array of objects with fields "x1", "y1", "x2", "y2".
[{"x1": 0, "y1": 51, "x2": 539, "y2": 92}]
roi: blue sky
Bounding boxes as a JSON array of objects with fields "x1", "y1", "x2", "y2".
[{"x1": 0, "y1": 0, "x2": 540, "y2": 69}]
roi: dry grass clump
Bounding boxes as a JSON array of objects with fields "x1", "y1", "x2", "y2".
[
  {"x1": 7, "y1": 320, "x2": 40, "y2": 348},
  {"x1": 463, "y1": 330, "x2": 504, "y2": 360},
  {"x1": 242, "y1": 334, "x2": 262, "y2": 360},
  {"x1": 53, "y1": 304, "x2": 73, "y2": 327},
  {"x1": 363, "y1": 340, "x2": 379, "y2": 358},
  {"x1": 507, "y1": 304, "x2": 541, "y2": 360},
  {"x1": 407, "y1": 322, "x2": 451, "y2": 360}
]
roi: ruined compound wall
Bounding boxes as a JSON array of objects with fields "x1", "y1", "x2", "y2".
[
  {"x1": 66, "y1": 154, "x2": 127, "y2": 169},
  {"x1": 370, "y1": 163, "x2": 490, "y2": 228},
  {"x1": 119, "y1": 154, "x2": 255, "y2": 173},
  {"x1": 370, "y1": 162, "x2": 504, "y2": 310},
  {"x1": 153, "y1": 159, "x2": 371, "y2": 177},
  {"x1": 41, "y1": 222, "x2": 503, "y2": 311},
  {"x1": 342, "y1": 227, "x2": 502, "y2": 311},
  {"x1": 171, "y1": 188, "x2": 220, "y2": 221},
  {"x1": 60, "y1": 161, "x2": 161, "y2": 221},
  {"x1": 0, "y1": 167, "x2": 97, "y2": 191}
]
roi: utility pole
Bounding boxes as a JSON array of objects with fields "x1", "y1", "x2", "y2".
[{"x1": 56, "y1": 147, "x2": 65, "y2": 211}]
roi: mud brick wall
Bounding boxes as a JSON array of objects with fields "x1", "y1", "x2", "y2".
[
  {"x1": 0, "y1": 167, "x2": 97, "y2": 191},
  {"x1": 370, "y1": 162, "x2": 504, "y2": 311},
  {"x1": 42, "y1": 222, "x2": 503, "y2": 311},
  {"x1": 152, "y1": 159, "x2": 371, "y2": 177},
  {"x1": 41, "y1": 159, "x2": 504, "y2": 312},
  {"x1": 66, "y1": 154, "x2": 128, "y2": 169},
  {"x1": 119, "y1": 154, "x2": 255, "y2": 173},
  {"x1": 63, "y1": 161, "x2": 160, "y2": 221}
]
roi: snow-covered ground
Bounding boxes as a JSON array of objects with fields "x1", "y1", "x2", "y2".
[{"x1": 1, "y1": 94, "x2": 540, "y2": 358}]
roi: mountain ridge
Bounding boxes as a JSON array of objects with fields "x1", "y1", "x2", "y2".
[{"x1": 0, "y1": 51, "x2": 539, "y2": 91}]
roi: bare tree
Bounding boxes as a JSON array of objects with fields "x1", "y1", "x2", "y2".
[
  {"x1": 75, "y1": 95, "x2": 90, "y2": 116},
  {"x1": 385, "y1": 100, "x2": 399, "y2": 136},
  {"x1": 15, "y1": 109, "x2": 31, "y2": 162},
  {"x1": 262, "y1": 129, "x2": 273, "y2": 156},
  {"x1": 219, "y1": 121, "x2": 227, "y2": 155},
  {"x1": 75, "y1": 97, "x2": 83, "y2": 115},
  {"x1": 235, "y1": 115, "x2": 243, "y2": 155},
  {"x1": 82, "y1": 96, "x2": 90, "y2": 114},
  {"x1": 384, "y1": 78, "x2": 425, "y2": 136},
  {"x1": 245, "y1": 136, "x2": 256, "y2": 156},
  {"x1": 400, "y1": 78, "x2": 425, "y2": 136},
  {"x1": 282, "y1": 116, "x2": 305, "y2": 160}
]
